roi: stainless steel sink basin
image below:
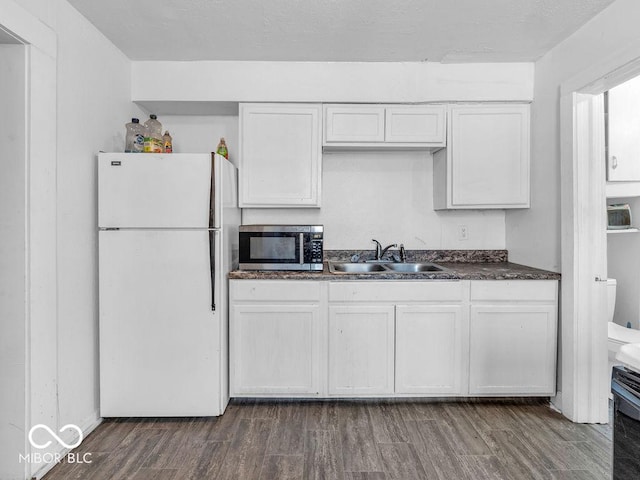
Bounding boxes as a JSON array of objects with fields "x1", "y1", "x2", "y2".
[
  {"x1": 383, "y1": 262, "x2": 445, "y2": 273},
  {"x1": 329, "y1": 262, "x2": 387, "y2": 273},
  {"x1": 329, "y1": 261, "x2": 450, "y2": 274}
]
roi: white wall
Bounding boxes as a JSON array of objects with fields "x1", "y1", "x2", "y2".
[
  {"x1": 53, "y1": 0, "x2": 144, "y2": 442},
  {"x1": 4, "y1": 1, "x2": 143, "y2": 477},
  {"x1": 166, "y1": 115, "x2": 505, "y2": 249},
  {"x1": 0, "y1": 43, "x2": 27, "y2": 480},
  {"x1": 506, "y1": 0, "x2": 640, "y2": 272}
]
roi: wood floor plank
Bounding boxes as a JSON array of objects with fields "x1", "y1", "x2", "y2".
[
  {"x1": 344, "y1": 473, "x2": 387, "y2": 480},
  {"x1": 41, "y1": 399, "x2": 614, "y2": 480},
  {"x1": 366, "y1": 402, "x2": 410, "y2": 443},
  {"x1": 378, "y1": 443, "x2": 429, "y2": 480},
  {"x1": 484, "y1": 429, "x2": 551, "y2": 480},
  {"x1": 130, "y1": 468, "x2": 179, "y2": 480},
  {"x1": 89, "y1": 428, "x2": 170, "y2": 480},
  {"x1": 305, "y1": 401, "x2": 340, "y2": 430},
  {"x1": 304, "y1": 429, "x2": 345, "y2": 480},
  {"x1": 440, "y1": 404, "x2": 493, "y2": 455},
  {"x1": 215, "y1": 418, "x2": 274, "y2": 480},
  {"x1": 458, "y1": 455, "x2": 513, "y2": 480},
  {"x1": 405, "y1": 420, "x2": 471, "y2": 480},
  {"x1": 265, "y1": 402, "x2": 307, "y2": 455},
  {"x1": 338, "y1": 403, "x2": 384, "y2": 472},
  {"x1": 259, "y1": 454, "x2": 304, "y2": 480},
  {"x1": 547, "y1": 470, "x2": 602, "y2": 480},
  {"x1": 176, "y1": 440, "x2": 230, "y2": 479}
]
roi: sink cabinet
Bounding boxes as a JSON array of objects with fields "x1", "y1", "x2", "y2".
[
  {"x1": 328, "y1": 305, "x2": 395, "y2": 395},
  {"x1": 239, "y1": 103, "x2": 322, "y2": 208},
  {"x1": 229, "y1": 278, "x2": 557, "y2": 398},
  {"x1": 433, "y1": 103, "x2": 530, "y2": 209}
]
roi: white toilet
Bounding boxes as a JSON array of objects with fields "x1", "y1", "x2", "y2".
[{"x1": 607, "y1": 278, "x2": 640, "y2": 374}]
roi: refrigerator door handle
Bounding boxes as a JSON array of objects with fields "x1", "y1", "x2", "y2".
[
  {"x1": 209, "y1": 153, "x2": 216, "y2": 229},
  {"x1": 209, "y1": 230, "x2": 216, "y2": 311}
]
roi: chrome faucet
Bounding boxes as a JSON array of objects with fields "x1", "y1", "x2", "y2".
[{"x1": 372, "y1": 239, "x2": 397, "y2": 261}]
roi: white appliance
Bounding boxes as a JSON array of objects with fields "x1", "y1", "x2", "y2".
[{"x1": 98, "y1": 153, "x2": 240, "y2": 417}]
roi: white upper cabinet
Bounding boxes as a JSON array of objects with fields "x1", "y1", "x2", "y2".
[
  {"x1": 433, "y1": 103, "x2": 531, "y2": 209},
  {"x1": 606, "y1": 76, "x2": 640, "y2": 181},
  {"x1": 323, "y1": 104, "x2": 446, "y2": 148},
  {"x1": 239, "y1": 103, "x2": 322, "y2": 208}
]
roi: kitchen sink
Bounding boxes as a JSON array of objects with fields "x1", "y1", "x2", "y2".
[
  {"x1": 330, "y1": 262, "x2": 388, "y2": 273},
  {"x1": 383, "y1": 262, "x2": 445, "y2": 272},
  {"x1": 329, "y1": 261, "x2": 449, "y2": 274}
]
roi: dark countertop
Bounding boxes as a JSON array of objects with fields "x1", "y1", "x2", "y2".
[{"x1": 228, "y1": 261, "x2": 561, "y2": 281}]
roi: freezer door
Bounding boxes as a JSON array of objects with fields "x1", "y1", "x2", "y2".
[
  {"x1": 99, "y1": 229, "x2": 222, "y2": 416},
  {"x1": 98, "y1": 153, "x2": 213, "y2": 228}
]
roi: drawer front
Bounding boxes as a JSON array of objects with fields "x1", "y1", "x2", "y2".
[
  {"x1": 470, "y1": 280, "x2": 557, "y2": 302},
  {"x1": 231, "y1": 280, "x2": 321, "y2": 302},
  {"x1": 329, "y1": 281, "x2": 463, "y2": 303}
]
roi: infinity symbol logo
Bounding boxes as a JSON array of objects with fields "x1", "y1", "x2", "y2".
[{"x1": 28, "y1": 424, "x2": 83, "y2": 450}]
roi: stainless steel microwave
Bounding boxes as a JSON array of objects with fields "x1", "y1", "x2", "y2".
[{"x1": 239, "y1": 225, "x2": 324, "y2": 271}]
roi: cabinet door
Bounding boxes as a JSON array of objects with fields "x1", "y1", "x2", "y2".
[
  {"x1": 231, "y1": 304, "x2": 321, "y2": 395},
  {"x1": 607, "y1": 77, "x2": 640, "y2": 181},
  {"x1": 324, "y1": 105, "x2": 386, "y2": 143},
  {"x1": 239, "y1": 103, "x2": 321, "y2": 207},
  {"x1": 469, "y1": 304, "x2": 557, "y2": 395},
  {"x1": 395, "y1": 305, "x2": 465, "y2": 394},
  {"x1": 329, "y1": 305, "x2": 395, "y2": 395},
  {"x1": 385, "y1": 105, "x2": 446, "y2": 144},
  {"x1": 437, "y1": 104, "x2": 530, "y2": 209}
]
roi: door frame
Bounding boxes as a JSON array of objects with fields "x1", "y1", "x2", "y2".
[
  {"x1": 0, "y1": 1, "x2": 57, "y2": 478},
  {"x1": 559, "y1": 41, "x2": 640, "y2": 422}
]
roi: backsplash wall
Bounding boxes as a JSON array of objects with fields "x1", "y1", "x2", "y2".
[{"x1": 163, "y1": 115, "x2": 506, "y2": 250}]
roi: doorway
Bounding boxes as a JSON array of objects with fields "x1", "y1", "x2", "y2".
[{"x1": 560, "y1": 51, "x2": 640, "y2": 423}]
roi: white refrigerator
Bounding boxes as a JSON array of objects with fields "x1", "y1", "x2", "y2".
[{"x1": 98, "y1": 153, "x2": 240, "y2": 417}]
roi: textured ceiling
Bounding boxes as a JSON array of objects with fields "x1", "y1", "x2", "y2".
[{"x1": 67, "y1": 0, "x2": 615, "y2": 62}]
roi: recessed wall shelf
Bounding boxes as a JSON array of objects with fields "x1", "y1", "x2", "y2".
[{"x1": 607, "y1": 228, "x2": 640, "y2": 234}]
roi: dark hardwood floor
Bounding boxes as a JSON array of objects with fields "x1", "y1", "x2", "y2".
[{"x1": 43, "y1": 398, "x2": 612, "y2": 480}]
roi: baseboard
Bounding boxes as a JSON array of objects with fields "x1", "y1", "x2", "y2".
[{"x1": 30, "y1": 410, "x2": 102, "y2": 480}]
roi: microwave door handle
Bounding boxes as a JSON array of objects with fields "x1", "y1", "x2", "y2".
[{"x1": 299, "y1": 233, "x2": 304, "y2": 265}]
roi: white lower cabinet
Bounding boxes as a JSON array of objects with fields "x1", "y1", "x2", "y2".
[
  {"x1": 468, "y1": 280, "x2": 558, "y2": 396},
  {"x1": 328, "y1": 305, "x2": 395, "y2": 395},
  {"x1": 229, "y1": 279, "x2": 558, "y2": 398},
  {"x1": 230, "y1": 281, "x2": 322, "y2": 396},
  {"x1": 395, "y1": 305, "x2": 466, "y2": 395}
]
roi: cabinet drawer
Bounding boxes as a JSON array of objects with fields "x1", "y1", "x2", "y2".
[
  {"x1": 470, "y1": 280, "x2": 557, "y2": 302},
  {"x1": 329, "y1": 281, "x2": 463, "y2": 303},
  {"x1": 231, "y1": 280, "x2": 321, "y2": 302}
]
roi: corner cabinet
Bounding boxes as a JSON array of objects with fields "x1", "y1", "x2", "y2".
[
  {"x1": 433, "y1": 103, "x2": 531, "y2": 209},
  {"x1": 323, "y1": 104, "x2": 446, "y2": 149},
  {"x1": 239, "y1": 103, "x2": 322, "y2": 208}
]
